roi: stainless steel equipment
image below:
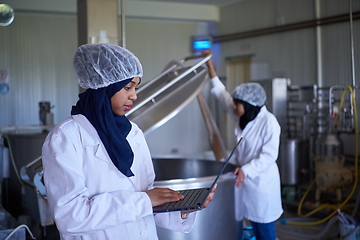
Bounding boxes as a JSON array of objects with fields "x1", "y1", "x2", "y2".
[
  {"x1": 39, "y1": 101, "x2": 54, "y2": 126},
  {"x1": 254, "y1": 78, "x2": 290, "y2": 136},
  {"x1": 127, "y1": 55, "x2": 209, "y2": 131},
  {"x1": 283, "y1": 83, "x2": 357, "y2": 205},
  {"x1": 313, "y1": 133, "x2": 353, "y2": 201},
  {"x1": 20, "y1": 156, "x2": 53, "y2": 226},
  {"x1": 0, "y1": 128, "x2": 51, "y2": 224},
  {"x1": 20, "y1": 157, "x2": 237, "y2": 239},
  {"x1": 277, "y1": 137, "x2": 310, "y2": 185},
  {"x1": 153, "y1": 158, "x2": 236, "y2": 240},
  {"x1": 127, "y1": 53, "x2": 227, "y2": 160}
]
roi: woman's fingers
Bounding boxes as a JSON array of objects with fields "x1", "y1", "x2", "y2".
[{"x1": 146, "y1": 188, "x2": 184, "y2": 207}]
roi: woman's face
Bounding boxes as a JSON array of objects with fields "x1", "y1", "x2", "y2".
[
  {"x1": 111, "y1": 77, "x2": 140, "y2": 116},
  {"x1": 233, "y1": 100, "x2": 245, "y2": 117}
]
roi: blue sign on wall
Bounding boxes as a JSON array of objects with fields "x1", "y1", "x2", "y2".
[{"x1": 0, "y1": 82, "x2": 9, "y2": 95}]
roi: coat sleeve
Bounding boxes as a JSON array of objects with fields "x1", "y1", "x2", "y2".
[
  {"x1": 154, "y1": 211, "x2": 196, "y2": 233},
  {"x1": 42, "y1": 124, "x2": 154, "y2": 235},
  {"x1": 240, "y1": 114, "x2": 281, "y2": 179},
  {"x1": 210, "y1": 76, "x2": 238, "y2": 120}
]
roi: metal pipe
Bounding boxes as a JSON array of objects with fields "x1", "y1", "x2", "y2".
[
  {"x1": 120, "y1": 0, "x2": 126, "y2": 48},
  {"x1": 212, "y1": 11, "x2": 360, "y2": 43},
  {"x1": 315, "y1": 0, "x2": 325, "y2": 136},
  {"x1": 315, "y1": 0, "x2": 323, "y2": 88},
  {"x1": 0, "y1": 125, "x2": 53, "y2": 134},
  {"x1": 349, "y1": 0, "x2": 356, "y2": 92}
]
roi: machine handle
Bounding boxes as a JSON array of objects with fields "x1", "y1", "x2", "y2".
[
  {"x1": 184, "y1": 53, "x2": 211, "y2": 61},
  {"x1": 24, "y1": 156, "x2": 42, "y2": 169}
]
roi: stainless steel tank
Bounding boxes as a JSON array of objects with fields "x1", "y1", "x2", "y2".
[
  {"x1": 153, "y1": 158, "x2": 236, "y2": 240},
  {"x1": 277, "y1": 138, "x2": 310, "y2": 185}
]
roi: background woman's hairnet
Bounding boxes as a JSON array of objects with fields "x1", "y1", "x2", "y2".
[
  {"x1": 231, "y1": 82, "x2": 266, "y2": 107},
  {"x1": 73, "y1": 43, "x2": 143, "y2": 89}
]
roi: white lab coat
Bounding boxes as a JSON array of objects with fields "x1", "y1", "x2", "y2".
[
  {"x1": 210, "y1": 76, "x2": 283, "y2": 223},
  {"x1": 42, "y1": 114, "x2": 195, "y2": 240}
]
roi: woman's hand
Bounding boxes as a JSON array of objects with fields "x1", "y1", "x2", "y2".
[
  {"x1": 146, "y1": 187, "x2": 184, "y2": 207},
  {"x1": 234, "y1": 167, "x2": 245, "y2": 187},
  {"x1": 202, "y1": 50, "x2": 212, "y2": 65},
  {"x1": 180, "y1": 183, "x2": 217, "y2": 216},
  {"x1": 202, "y1": 50, "x2": 217, "y2": 78}
]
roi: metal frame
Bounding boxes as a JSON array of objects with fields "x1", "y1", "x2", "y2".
[{"x1": 126, "y1": 54, "x2": 212, "y2": 117}]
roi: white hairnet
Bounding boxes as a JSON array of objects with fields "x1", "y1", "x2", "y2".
[
  {"x1": 231, "y1": 82, "x2": 266, "y2": 106},
  {"x1": 73, "y1": 43, "x2": 143, "y2": 89}
]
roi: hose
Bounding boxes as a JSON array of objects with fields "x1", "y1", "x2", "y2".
[
  {"x1": 278, "y1": 215, "x2": 360, "y2": 239},
  {"x1": 334, "y1": 88, "x2": 348, "y2": 130},
  {"x1": 285, "y1": 86, "x2": 358, "y2": 226},
  {"x1": 276, "y1": 216, "x2": 340, "y2": 239},
  {"x1": 3, "y1": 224, "x2": 36, "y2": 240}
]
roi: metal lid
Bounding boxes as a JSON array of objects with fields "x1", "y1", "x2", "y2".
[{"x1": 126, "y1": 54, "x2": 212, "y2": 135}]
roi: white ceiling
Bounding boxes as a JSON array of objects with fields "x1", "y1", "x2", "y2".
[
  {"x1": 131, "y1": 0, "x2": 247, "y2": 7},
  {"x1": 5, "y1": 0, "x2": 249, "y2": 22}
]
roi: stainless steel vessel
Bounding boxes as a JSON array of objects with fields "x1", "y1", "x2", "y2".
[
  {"x1": 153, "y1": 158, "x2": 236, "y2": 240},
  {"x1": 126, "y1": 54, "x2": 212, "y2": 135},
  {"x1": 277, "y1": 138, "x2": 310, "y2": 185}
]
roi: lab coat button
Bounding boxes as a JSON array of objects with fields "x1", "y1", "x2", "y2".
[{"x1": 140, "y1": 231, "x2": 146, "y2": 236}]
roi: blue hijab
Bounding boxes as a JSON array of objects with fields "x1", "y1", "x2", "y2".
[{"x1": 71, "y1": 79, "x2": 135, "y2": 177}]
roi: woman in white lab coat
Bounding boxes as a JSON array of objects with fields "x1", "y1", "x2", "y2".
[
  {"x1": 205, "y1": 54, "x2": 283, "y2": 240},
  {"x1": 42, "y1": 43, "x2": 215, "y2": 240}
]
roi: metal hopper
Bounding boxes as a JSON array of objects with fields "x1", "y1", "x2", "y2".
[{"x1": 127, "y1": 53, "x2": 227, "y2": 160}]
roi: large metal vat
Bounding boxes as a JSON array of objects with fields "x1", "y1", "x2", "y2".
[
  {"x1": 153, "y1": 158, "x2": 236, "y2": 240},
  {"x1": 277, "y1": 138, "x2": 310, "y2": 185}
]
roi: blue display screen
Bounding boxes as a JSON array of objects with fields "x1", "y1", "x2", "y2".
[{"x1": 193, "y1": 40, "x2": 211, "y2": 50}]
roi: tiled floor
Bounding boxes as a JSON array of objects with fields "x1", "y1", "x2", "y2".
[{"x1": 275, "y1": 210, "x2": 340, "y2": 240}]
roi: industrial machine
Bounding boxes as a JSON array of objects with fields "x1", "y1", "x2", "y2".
[
  {"x1": 274, "y1": 83, "x2": 358, "y2": 200},
  {"x1": 275, "y1": 3, "x2": 360, "y2": 229},
  {"x1": 313, "y1": 132, "x2": 353, "y2": 202},
  {"x1": 273, "y1": 83, "x2": 360, "y2": 240}
]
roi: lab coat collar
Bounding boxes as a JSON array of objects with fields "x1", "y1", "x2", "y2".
[
  {"x1": 236, "y1": 106, "x2": 268, "y2": 136},
  {"x1": 72, "y1": 114, "x2": 102, "y2": 148},
  {"x1": 72, "y1": 114, "x2": 113, "y2": 165}
]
